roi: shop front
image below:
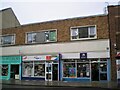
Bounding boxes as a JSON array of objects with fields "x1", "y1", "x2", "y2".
[
  {"x1": 61, "y1": 52, "x2": 111, "y2": 82},
  {"x1": 116, "y1": 52, "x2": 120, "y2": 84},
  {"x1": 0, "y1": 56, "x2": 22, "y2": 80},
  {"x1": 22, "y1": 55, "x2": 59, "y2": 81}
]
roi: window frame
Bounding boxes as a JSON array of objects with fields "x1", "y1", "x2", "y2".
[
  {"x1": 70, "y1": 25, "x2": 97, "y2": 41},
  {"x1": 0, "y1": 34, "x2": 16, "y2": 46},
  {"x1": 25, "y1": 29, "x2": 57, "y2": 44}
]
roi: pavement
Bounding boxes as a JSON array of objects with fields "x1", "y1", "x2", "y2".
[{"x1": 0, "y1": 80, "x2": 120, "y2": 89}]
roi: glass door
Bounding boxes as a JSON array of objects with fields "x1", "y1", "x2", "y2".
[{"x1": 45, "y1": 62, "x2": 52, "y2": 81}]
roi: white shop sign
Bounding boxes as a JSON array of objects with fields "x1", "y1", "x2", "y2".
[
  {"x1": 22, "y1": 55, "x2": 46, "y2": 61},
  {"x1": 22, "y1": 55, "x2": 59, "y2": 61}
]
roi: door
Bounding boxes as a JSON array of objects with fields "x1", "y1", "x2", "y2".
[
  {"x1": 45, "y1": 62, "x2": 52, "y2": 81},
  {"x1": 10, "y1": 65, "x2": 19, "y2": 79},
  {"x1": 91, "y1": 63, "x2": 99, "y2": 81},
  {"x1": 52, "y1": 64, "x2": 58, "y2": 81}
]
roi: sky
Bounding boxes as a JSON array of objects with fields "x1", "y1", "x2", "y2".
[{"x1": 0, "y1": 0, "x2": 120, "y2": 25}]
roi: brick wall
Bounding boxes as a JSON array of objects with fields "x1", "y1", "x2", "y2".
[
  {"x1": 108, "y1": 5, "x2": 120, "y2": 81},
  {"x1": 1, "y1": 15, "x2": 108, "y2": 46}
]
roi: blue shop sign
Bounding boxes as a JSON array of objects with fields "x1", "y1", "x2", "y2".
[{"x1": 80, "y1": 53, "x2": 87, "y2": 60}]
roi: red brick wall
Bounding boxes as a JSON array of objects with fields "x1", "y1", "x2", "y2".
[
  {"x1": 108, "y1": 5, "x2": 120, "y2": 81},
  {"x1": 1, "y1": 15, "x2": 108, "y2": 46}
]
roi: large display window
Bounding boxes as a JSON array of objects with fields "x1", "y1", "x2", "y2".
[
  {"x1": 63, "y1": 59, "x2": 90, "y2": 78},
  {"x1": 22, "y1": 62, "x2": 33, "y2": 77},
  {"x1": 77, "y1": 63, "x2": 90, "y2": 77},
  {"x1": 0, "y1": 65, "x2": 8, "y2": 76},
  {"x1": 63, "y1": 63, "x2": 76, "y2": 77},
  {"x1": 34, "y1": 62, "x2": 45, "y2": 77}
]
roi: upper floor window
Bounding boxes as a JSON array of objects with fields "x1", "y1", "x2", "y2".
[
  {"x1": 0, "y1": 35, "x2": 15, "y2": 46},
  {"x1": 26, "y1": 30, "x2": 57, "y2": 44},
  {"x1": 71, "y1": 26, "x2": 97, "y2": 40}
]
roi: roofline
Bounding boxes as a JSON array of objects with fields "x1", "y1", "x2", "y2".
[
  {"x1": 0, "y1": 7, "x2": 12, "y2": 12},
  {"x1": 1, "y1": 13, "x2": 107, "y2": 30},
  {"x1": 21, "y1": 14, "x2": 107, "y2": 26},
  {"x1": 108, "y1": 5, "x2": 120, "y2": 7}
]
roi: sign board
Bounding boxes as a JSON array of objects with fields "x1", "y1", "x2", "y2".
[
  {"x1": 0, "y1": 56, "x2": 21, "y2": 64},
  {"x1": 22, "y1": 55, "x2": 59, "y2": 61},
  {"x1": 80, "y1": 53, "x2": 87, "y2": 60}
]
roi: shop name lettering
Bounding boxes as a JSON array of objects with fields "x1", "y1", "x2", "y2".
[
  {"x1": 2, "y1": 57, "x2": 19, "y2": 60},
  {"x1": 34, "y1": 56, "x2": 42, "y2": 60}
]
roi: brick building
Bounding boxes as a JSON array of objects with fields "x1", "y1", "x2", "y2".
[
  {"x1": 0, "y1": 5, "x2": 118, "y2": 82},
  {"x1": 108, "y1": 5, "x2": 120, "y2": 81},
  {"x1": 0, "y1": 14, "x2": 110, "y2": 81}
]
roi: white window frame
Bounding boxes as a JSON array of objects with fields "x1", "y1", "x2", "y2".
[
  {"x1": 25, "y1": 29, "x2": 57, "y2": 44},
  {"x1": 0, "y1": 34, "x2": 16, "y2": 46},
  {"x1": 70, "y1": 25, "x2": 97, "y2": 41}
]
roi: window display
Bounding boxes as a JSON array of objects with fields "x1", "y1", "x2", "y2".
[
  {"x1": 63, "y1": 63, "x2": 76, "y2": 77},
  {"x1": 100, "y1": 63, "x2": 107, "y2": 72},
  {"x1": 22, "y1": 62, "x2": 33, "y2": 77},
  {"x1": 0, "y1": 65, "x2": 8, "y2": 76},
  {"x1": 77, "y1": 63, "x2": 90, "y2": 77},
  {"x1": 34, "y1": 64, "x2": 45, "y2": 77}
]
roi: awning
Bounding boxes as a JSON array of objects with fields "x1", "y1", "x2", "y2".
[{"x1": 116, "y1": 53, "x2": 120, "y2": 59}]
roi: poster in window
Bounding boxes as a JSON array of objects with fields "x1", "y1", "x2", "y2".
[{"x1": 69, "y1": 68, "x2": 76, "y2": 77}]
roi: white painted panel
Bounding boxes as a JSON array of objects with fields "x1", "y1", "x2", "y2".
[
  {"x1": 62, "y1": 51, "x2": 110, "y2": 59},
  {"x1": 1, "y1": 39, "x2": 109, "y2": 56}
]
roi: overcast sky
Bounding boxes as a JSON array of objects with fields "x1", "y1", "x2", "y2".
[{"x1": 1, "y1": 0, "x2": 120, "y2": 25}]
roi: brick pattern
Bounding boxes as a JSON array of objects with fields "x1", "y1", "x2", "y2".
[
  {"x1": 1, "y1": 15, "x2": 108, "y2": 46},
  {"x1": 108, "y1": 5, "x2": 120, "y2": 81}
]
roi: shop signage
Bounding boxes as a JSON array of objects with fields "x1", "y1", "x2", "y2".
[
  {"x1": 0, "y1": 56, "x2": 21, "y2": 64},
  {"x1": 80, "y1": 53, "x2": 87, "y2": 60},
  {"x1": 22, "y1": 55, "x2": 46, "y2": 61},
  {"x1": 22, "y1": 55, "x2": 59, "y2": 61}
]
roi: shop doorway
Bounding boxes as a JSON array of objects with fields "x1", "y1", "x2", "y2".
[
  {"x1": 91, "y1": 63, "x2": 99, "y2": 81},
  {"x1": 52, "y1": 64, "x2": 58, "y2": 81},
  {"x1": 10, "y1": 65, "x2": 19, "y2": 79},
  {"x1": 45, "y1": 62, "x2": 58, "y2": 81}
]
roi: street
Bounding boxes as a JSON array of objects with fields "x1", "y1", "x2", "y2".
[{"x1": 1, "y1": 84, "x2": 120, "y2": 90}]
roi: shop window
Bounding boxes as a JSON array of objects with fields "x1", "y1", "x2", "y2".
[
  {"x1": 100, "y1": 73, "x2": 107, "y2": 80},
  {"x1": 77, "y1": 63, "x2": 90, "y2": 77},
  {"x1": 26, "y1": 30, "x2": 57, "y2": 44},
  {"x1": 71, "y1": 26, "x2": 96, "y2": 40},
  {"x1": 63, "y1": 63, "x2": 76, "y2": 78},
  {"x1": 0, "y1": 35, "x2": 15, "y2": 46},
  {"x1": 0, "y1": 65, "x2": 8, "y2": 76},
  {"x1": 100, "y1": 63, "x2": 107, "y2": 72},
  {"x1": 34, "y1": 64, "x2": 45, "y2": 77},
  {"x1": 22, "y1": 62, "x2": 33, "y2": 77}
]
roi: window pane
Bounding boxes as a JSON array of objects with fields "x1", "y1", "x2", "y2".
[
  {"x1": 1, "y1": 65, "x2": 8, "y2": 76},
  {"x1": 22, "y1": 62, "x2": 33, "y2": 77},
  {"x1": 100, "y1": 73, "x2": 107, "y2": 80},
  {"x1": 45, "y1": 31, "x2": 49, "y2": 42},
  {"x1": 63, "y1": 63, "x2": 76, "y2": 77},
  {"x1": 2, "y1": 35, "x2": 14, "y2": 45},
  {"x1": 27, "y1": 33, "x2": 33, "y2": 43},
  {"x1": 89, "y1": 26, "x2": 96, "y2": 37},
  {"x1": 71, "y1": 29, "x2": 78, "y2": 39},
  {"x1": 78, "y1": 27, "x2": 88, "y2": 38},
  {"x1": 77, "y1": 63, "x2": 90, "y2": 77},
  {"x1": 49, "y1": 31, "x2": 56, "y2": 41},
  {"x1": 36, "y1": 32, "x2": 45, "y2": 43},
  {"x1": 100, "y1": 63, "x2": 107, "y2": 72},
  {"x1": 34, "y1": 64, "x2": 45, "y2": 77},
  {"x1": 32, "y1": 33, "x2": 37, "y2": 42}
]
